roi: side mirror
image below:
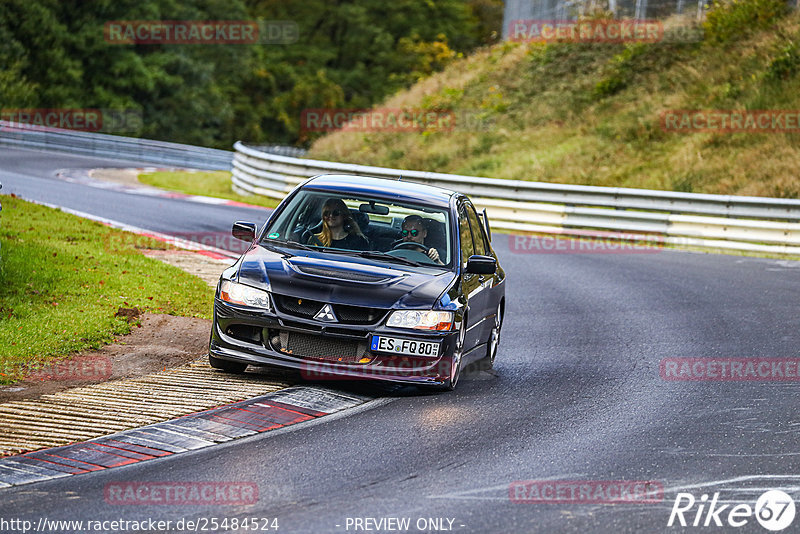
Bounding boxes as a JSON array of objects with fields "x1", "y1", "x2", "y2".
[
  {"x1": 481, "y1": 208, "x2": 491, "y2": 242},
  {"x1": 466, "y1": 255, "x2": 496, "y2": 275},
  {"x1": 232, "y1": 221, "x2": 257, "y2": 242}
]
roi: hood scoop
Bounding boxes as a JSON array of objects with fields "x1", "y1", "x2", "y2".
[{"x1": 287, "y1": 259, "x2": 403, "y2": 285}]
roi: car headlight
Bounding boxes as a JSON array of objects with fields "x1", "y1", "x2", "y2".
[
  {"x1": 219, "y1": 280, "x2": 271, "y2": 310},
  {"x1": 386, "y1": 310, "x2": 454, "y2": 331}
]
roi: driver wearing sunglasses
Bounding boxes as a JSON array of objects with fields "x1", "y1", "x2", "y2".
[{"x1": 401, "y1": 215, "x2": 442, "y2": 264}]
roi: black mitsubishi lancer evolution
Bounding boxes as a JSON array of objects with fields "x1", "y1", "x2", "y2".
[{"x1": 209, "y1": 174, "x2": 505, "y2": 390}]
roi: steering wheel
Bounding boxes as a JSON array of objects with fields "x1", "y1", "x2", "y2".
[{"x1": 392, "y1": 241, "x2": 429, "y2": 253}]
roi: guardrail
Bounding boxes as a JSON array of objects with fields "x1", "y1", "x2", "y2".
[
  {"x1": 232, "y1": 141, "x2": 800, "y2": 255},
  {"x1": 0, "y1": 120, "x2": 233, "y2": 170},
  {"x1": 0, "y1": 122, "x2": 306, "y2": 170}
]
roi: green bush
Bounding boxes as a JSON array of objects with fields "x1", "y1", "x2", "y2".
[
  {"x1": 593, "y1": 44, "x2": 649, "y2": 97},
  {"x1": 765, "y1": 41, "x2": 800, "y2": 81},
  {"x1": 704, "y1": 0, "x2": 788, "y2": 43}
]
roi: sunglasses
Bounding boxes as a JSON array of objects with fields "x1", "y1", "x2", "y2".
[
  {"x1": 401, "y1": 229, "x2": 420, "y2": 237},
  {"x1": 322, "y1": 209, "x2": 343, "y2": 218}
]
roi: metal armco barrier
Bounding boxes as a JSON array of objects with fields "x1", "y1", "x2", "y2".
[
  {"x1": 0, "y1": 122, "x2": 304, "y2": 170},
  {"x1": 0, "y1": 121, "x2": 233, "y2": 170},
  {"x1": 232, "y1": 141, "x2": 800, "y2": 255}
]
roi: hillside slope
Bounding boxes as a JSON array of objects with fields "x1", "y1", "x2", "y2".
[{"x1": 309, "y1": 4, "x2": 800, "y2": 198}]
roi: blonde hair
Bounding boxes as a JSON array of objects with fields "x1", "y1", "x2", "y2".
[{"x1": 314, "y1": 198, "x2": 365, "y2": 247}]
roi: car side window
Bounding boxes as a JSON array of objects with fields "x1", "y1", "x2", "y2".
[
  {"x1": 465, "y1": 204, "x2": 487, "y2": 256},
  {"x1": 459, "y1": 205, "x2": 475, "y2": 265}
]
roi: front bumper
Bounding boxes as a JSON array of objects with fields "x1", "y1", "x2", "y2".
[{"x1": 209, "y1": 299, "x2": 459, "y2": 386}]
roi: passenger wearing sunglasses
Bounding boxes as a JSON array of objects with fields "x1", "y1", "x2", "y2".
[
  {"x1": 398, "y1": 215, "x2": 442, "y2": 264},
  {"x1": 307, "y1": 198, "x2": 369, "y2": 250}
]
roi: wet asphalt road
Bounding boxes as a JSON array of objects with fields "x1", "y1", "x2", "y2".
[{"x1": 1, "y1": 147, "x2": 799, "y2": 533}]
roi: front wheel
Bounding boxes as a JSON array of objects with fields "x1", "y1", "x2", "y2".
[
  {"x1": 439, "y1": 323, "x2": 466, "y2": 391},
  {"x1": 478, "y1": 303, "x2": 502, "y2": 370},
  {"x1": 209, "y1": 353, "x2": 248, "y2": 374}
]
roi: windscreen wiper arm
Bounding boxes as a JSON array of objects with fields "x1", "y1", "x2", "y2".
[
  {"x1": 285, "y1": 240, "x2": 316, "y2": 251},
  {"x1": 259, "y1": 242, "x2": 294, "y2": 257},
  {"x1": 260, "y1": 239, "x2": 315, "y2": 251},
  {"x1": 356, "y1": 251, "x2": 423, "y2": 267}
]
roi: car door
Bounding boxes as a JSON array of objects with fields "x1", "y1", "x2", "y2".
[
  {"x1": 464, "y1": 201, "x2": 494, "y2": 346},
  {"x1": 458, "y1": 203, "x2": 484, "y2": 353}
]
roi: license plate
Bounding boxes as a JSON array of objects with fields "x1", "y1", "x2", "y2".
[{"x1": 370, "y1": 336, "x2": 440, "y2": 357}]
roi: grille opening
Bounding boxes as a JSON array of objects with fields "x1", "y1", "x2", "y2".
[
  {"x1": 333, "y1": 304, "x2": 387, "y2": 324},
  {"x1": 275, "y1": 295, "x2": 323, "y2": 318},
  {"x1": 270, "y1": 330, "x2": 368, "y2": 363},
  {"x1": 225, "y1": 324, "x2": 262, "y2": 344},
  {"x1": 273, "y1": 293, "x2": 388, "y2": 325}
]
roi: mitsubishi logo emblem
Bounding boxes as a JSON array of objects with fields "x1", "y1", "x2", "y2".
[{"x1": 314, "y1": 304, "x2": 337, "y2": 322}]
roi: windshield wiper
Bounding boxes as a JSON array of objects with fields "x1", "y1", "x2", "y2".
[
  {"x1": 260, "y1": 242, "x2": 294, "y2": 257},
  {"x1": 261, "y1": 239, "x2": 316, "y2": 252},
  {"x1": 356, "y1": 251, "x2": 424, "y2": 267},
  {"x1": 264, "y1": 242, "x2": 425, "y2": 267},
  {"x1": 284, "y1": 240, "x2": 316, "y2": 251}
]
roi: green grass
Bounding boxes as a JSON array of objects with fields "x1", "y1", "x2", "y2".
[
  {"x1": 138, "y1": 170, "x2": 280, "y2": 208},
  {"x1": 308, "y1": 3, "x2": 800, "y2": 199},
  {"x1": 0, "y1": 196, "x2": 214, "y2": 384}
]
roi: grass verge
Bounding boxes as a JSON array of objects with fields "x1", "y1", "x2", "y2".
[
  {"x1": 138, "y1": 170, "x2": 279, "y2": 208},
  {"x1": 0, "y1": 196, "x2": 214, "y2": 384}
]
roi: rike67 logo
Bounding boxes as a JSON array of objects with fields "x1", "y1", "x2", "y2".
[{"x1": 669, "y1": 490, "x2": 796, "y2": 531}]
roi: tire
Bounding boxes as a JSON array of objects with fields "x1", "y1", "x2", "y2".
[
  {"x1": 209, "y1": 353, "x2": 248, "y2": 374},
  {"x1": 478, "y1": 303, "x2": 502, "y2": 370},
  {"x1": 439, "y1": 322, "x2": 466, "y2": 391}
]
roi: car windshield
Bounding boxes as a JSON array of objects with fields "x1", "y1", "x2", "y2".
[{"x1": 261, "y1": 189, "x2": 453, "y2": 269}]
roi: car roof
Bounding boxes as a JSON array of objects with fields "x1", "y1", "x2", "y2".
[{"x1": 302, "y1": 174, "x2": 457, "y2": 209}]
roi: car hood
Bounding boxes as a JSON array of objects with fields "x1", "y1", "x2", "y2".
[{"x1": 236, "y1": 245, "x2": 456, "y2": 309}]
